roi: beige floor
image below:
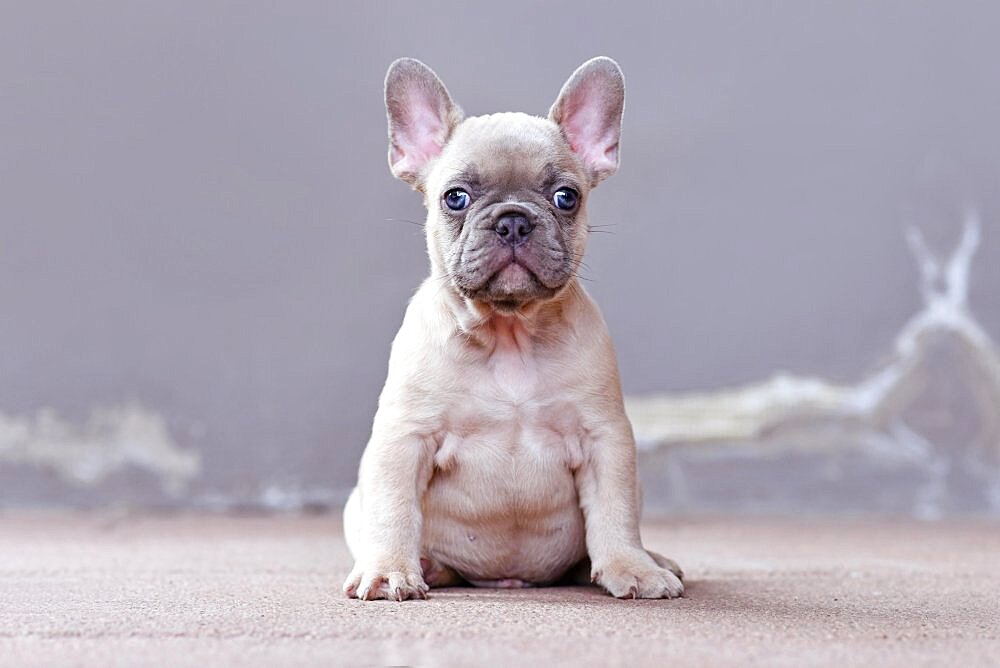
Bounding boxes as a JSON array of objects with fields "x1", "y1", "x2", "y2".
[{"x1": 1, "y1": 512, "x2": 998, "y2": 667}]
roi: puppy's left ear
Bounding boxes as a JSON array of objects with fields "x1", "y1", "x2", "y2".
[{"x1": 549, "y1": 57, "x2": 625, "y2": 186}]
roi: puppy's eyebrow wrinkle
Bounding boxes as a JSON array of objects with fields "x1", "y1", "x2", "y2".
[
  {"x1": 539, "y1": 163, "x2": 559, "y2": 192},
  {"x1": 540, "y1": 163, "x2": 577, "y2": 192},
  {"x1": 447, "y1": 166, "x2": 482, "y2": 190}
]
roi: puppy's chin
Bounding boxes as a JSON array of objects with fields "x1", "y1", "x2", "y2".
[{"x1": 460, "y1": 263, "x2": 562, "y2": 312}]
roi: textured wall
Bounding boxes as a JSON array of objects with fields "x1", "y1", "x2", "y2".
[{"x1": 1, "y1": 1, "x2": 998, "y2": 511}]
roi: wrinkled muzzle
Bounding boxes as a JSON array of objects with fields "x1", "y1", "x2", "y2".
[{"x1": 447, "y1": 202, "x2": 575, "y2": 308}]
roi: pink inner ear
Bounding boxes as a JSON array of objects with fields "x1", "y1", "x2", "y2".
[
  {"x1": 559, "y1": 79, "x2": 620, "y2": 174},
  {"x1": 395, "y1": 97, "x2": 446, "y2": 173}
]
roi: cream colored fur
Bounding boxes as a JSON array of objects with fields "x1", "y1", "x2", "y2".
[{"x1": 343, "y1": 58, "x2": 683, "y2": 601}]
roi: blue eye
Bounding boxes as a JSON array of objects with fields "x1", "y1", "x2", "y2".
[
  {"x1": 444, "y1": 188, "x2": 471, "y2": 211},
  {"x1": 553, "y1": 188, "x2": 578, "y2": 211}
]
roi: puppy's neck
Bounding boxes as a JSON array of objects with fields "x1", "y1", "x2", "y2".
[{"x1": 438, "y1": 278, "x2": 580, "y2": 352}]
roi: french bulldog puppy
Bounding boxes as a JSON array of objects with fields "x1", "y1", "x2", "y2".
[{"x1": 343, "y1": 57, "x2": 683, "y2": 601}]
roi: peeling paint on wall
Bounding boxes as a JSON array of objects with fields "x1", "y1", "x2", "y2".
[
  {"x1": 626, "y1": 216, "x2": 1000, "y2": 516},
  {"x1": 0, "y1": 404, "x2": 200, "y2": 495},
  {"x1": 194, "y1": 484, "x2": 351, "y2": 513}
]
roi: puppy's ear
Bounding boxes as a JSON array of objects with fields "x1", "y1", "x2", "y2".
[
  {"x1": 385, "y1": 58, "x2": 463, "y2": 188},
  {"x1": 549, "y1": 57, "x2": 625, "y2": 185}
]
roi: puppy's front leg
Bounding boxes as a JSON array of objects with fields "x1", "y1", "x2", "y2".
[
  {"x1": 342, "y1": 424, "x2": 433, "y2": 601},
  {"x1": 576, "y1": 419, "x2": 684, "y2": 599}
]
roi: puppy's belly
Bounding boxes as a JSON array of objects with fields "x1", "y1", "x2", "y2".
[{"x1": 420, "y1": 436, "x2": 586, "y2": 584}]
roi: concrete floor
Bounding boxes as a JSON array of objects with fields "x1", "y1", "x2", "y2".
[{"x1": 1, "y1": 513, "x2": 998, "y2": 667}]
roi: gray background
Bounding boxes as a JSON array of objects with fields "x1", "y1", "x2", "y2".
[{"x1": 2, "y1": 1, "x2": 998, "y2": 508}]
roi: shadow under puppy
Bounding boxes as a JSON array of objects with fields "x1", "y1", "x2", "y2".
[{"x1": 343, "y1": 57, "x2": 683, "y2": 600}]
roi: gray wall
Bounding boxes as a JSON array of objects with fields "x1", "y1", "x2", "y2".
[{"x1": 1, "y1": 1, "x2": 998, "y2": 509}]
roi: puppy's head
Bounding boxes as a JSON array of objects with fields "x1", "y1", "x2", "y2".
[{"x1": 385, "y1": 57, "x2": 624, "y2": 313}]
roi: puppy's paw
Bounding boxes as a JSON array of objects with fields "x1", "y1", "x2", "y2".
[
  {"x1": 592, "y1": 550, "x2": 684, "y2": 599},
  {"x1": 343, "y1": 560, "x2": 429, "y2": 601}
]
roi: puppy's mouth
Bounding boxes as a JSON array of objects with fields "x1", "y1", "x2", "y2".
[{"x1": 457, "y1": 254, "x2": 561, "y2": 309}]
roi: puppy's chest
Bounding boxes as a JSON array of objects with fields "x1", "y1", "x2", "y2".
[{"x1": 434, "y1": 339, "x2": 584, "y2": 472}]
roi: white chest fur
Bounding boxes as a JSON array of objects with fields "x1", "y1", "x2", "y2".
[{"x1": 422, "y1": 316, "x2": 588, "y2": 581}]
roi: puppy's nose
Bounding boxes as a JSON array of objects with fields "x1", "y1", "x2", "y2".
[{"x1": 494, "y1": 213, "x2": 534, "y2": 246}]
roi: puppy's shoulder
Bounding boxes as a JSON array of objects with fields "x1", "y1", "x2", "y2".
[
  {"x1": 397, "y1": 278, "x2": 459, "y2": 341},
  {"x1": 559, "y1": 285, "x2": 614, "y2": 348},
  {"x1": 384, "y1": 279, "x2": 463, "y2": 376}
]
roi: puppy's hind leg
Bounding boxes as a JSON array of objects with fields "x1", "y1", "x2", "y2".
[
  {"x1": 420, "y1": 556, "x2": 466, "y2": 588},
  {"x1": 467, "y1": 578, "x2": 536, "y2": 589}
]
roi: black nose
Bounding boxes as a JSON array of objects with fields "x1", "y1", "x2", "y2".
[{"x1": 494, "y1": 213, "x2": 534, "y2": 246}]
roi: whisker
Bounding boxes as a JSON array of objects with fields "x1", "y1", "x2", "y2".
[{"x1": 384, "y1": 217, "x2": 425, "y2": 227}]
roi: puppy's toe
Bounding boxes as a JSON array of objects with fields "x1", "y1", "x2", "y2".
[
  {"x1": 591, "y1": 567, "x2": 639, "y2": 599},
  {"x1": 647, "y1": 550, "x2": 684, "y2": 582},
  {"x1": 409, "y1": 571, "x2": 431, "y2": 595},
  {"x1": 342, "y1": 568, "x2": 363, "y2": 598},
  {"x1": 384, "y1": 570, "x2": 427, "y2": 600},
  {"x1": 636, "y1": 568, "x2": 684, "y2": 599},
  {"x1": 358, "y1": 573, "x2": 387, "y2": 601}
]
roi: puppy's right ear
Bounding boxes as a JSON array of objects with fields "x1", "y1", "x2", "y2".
[{"x1": 384, "y1": 58, "x2": 463, "y2": 188}]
